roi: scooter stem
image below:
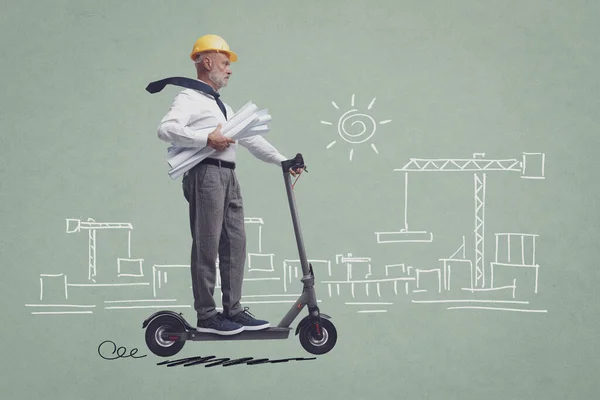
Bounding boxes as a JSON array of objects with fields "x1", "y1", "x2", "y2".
[{"x1": 281, "y1": 156, "x2": 311, "y2": 278}]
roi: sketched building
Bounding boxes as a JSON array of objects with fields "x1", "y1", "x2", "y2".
[
  {"x1": 489, "y1": 233, "x2": 540, "y2": 295},
  {"x1": 320, "y1": 253, "x2": 416, "y2": 300},
  {"x1": 28, "y1": 218, "x2": 151, "y2": 315}
]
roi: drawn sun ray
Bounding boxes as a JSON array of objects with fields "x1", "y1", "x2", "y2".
[
  {"x1": 368, "y1": 97, "x2": 376, "y2": 110},
  {"x1": 322, "y1": 94, "x2": 391, "y2": 162}
]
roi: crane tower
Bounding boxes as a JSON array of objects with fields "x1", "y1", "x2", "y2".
[
  {"x1": 66, "y1": 218, "x2": 133, "y2": 281},
  {"x1": 377, "y1": 152, "x2": 545, "y2": 289}
]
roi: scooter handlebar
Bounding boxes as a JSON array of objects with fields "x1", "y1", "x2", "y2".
[{"x1": 281, "y1": 153, "x2": 307, "y2": 174}]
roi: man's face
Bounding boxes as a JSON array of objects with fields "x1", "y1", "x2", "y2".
[{"x1": 207, "y1": 52, "x2": 232, "y2": 89}]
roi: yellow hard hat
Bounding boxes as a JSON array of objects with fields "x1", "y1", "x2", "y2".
[{"x1": 190, "y1": 34, "x2": 238, "y2": 62}]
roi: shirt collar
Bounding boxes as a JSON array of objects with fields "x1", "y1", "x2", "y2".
[{"x1": 195, "y1": 78, "x2": 219, "y2": 98}]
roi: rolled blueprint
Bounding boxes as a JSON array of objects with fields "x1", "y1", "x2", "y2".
[{"x1": 166, "y1": 101, "x2": 272, "y2": 179}]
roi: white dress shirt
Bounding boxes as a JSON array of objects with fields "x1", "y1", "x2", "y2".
[{"x1": 156, "y1": 80, "x2": 287, "y2": 167}]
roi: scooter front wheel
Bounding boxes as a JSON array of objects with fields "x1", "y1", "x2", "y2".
[
  {"x1": 145, "y1": 315, "x2": 186, "y2": 357},
  {"x1": 299, "y1": 318, "x2": 337, "y2": 355}
]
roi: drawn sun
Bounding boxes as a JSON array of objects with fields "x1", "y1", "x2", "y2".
[{"x1": 321, "y1": 94, "x2": 391, "y2": 161}]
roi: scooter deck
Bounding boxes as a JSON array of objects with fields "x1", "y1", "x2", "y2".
[{"x1": 168, "y1": 327, "x2": 292, "y2": 342}]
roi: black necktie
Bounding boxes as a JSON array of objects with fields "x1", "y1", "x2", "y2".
[{"x1": 145, "y1": 76, "x2": 227, "y2": 119}]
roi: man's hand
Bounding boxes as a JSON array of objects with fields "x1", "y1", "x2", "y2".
[
  {"x1": 288, "y1": 154, "x2": 306, "y2": 177},
  {"x1": 289, "y1": 167, "x2": 304, "y2": 177},
  {"x1": 207, "y1": 124, "x2": 235, "y2": 151}
]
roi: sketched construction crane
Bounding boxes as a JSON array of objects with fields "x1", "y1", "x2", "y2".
[
  {"x1": 376, "y1": 152, "x2": 545, "y2": 289},
  {"x1": 66, "y1": 218, "x2": 134, "y2": 282}
]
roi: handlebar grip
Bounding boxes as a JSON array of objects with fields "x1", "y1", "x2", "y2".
[{"x1": 281, "y1": 153, "x2": 306, "y2": 174}]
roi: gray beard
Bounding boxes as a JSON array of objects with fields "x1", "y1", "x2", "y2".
[{"x1": 209, "y1": 71, "x2": 227, "y2": 89}]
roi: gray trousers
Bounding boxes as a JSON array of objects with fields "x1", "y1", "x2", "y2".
[{"x1": 182, "y1": 163, "x2": 246, "y2": 320}]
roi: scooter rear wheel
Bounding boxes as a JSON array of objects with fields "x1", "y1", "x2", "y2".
[
  {"x1": 145, "y1": 315, "x2": 186, "y2": 357},
  {"x1": 299, "y1": 318, "x2": 337, "y2": 355}
]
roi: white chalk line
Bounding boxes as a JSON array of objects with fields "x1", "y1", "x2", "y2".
[
  {"x1": 105, "y1": 305, "x2": 191, "y2": 309},
  {"x1": 243, "y1": 278, "x2": 280, "y2": 281},
  {"x1": 67, "y1": 283, "x2": 150, "y2": 287},
  {"x1": 104, "y1": 299, "x2": 178, "y2": 303},
  {"x1": 31, "y1": 311, "x2": 93, "y2": 315},
  {"x1": 447, "y1": 306, "x2": 547, "y2": 313},
  {"x1": 412, "y1": 300, "x2": 530, "y2": 304},
  {"x1": 241, "y1": 300, "x2": 322, "y2": 304},
  {"x1": 25, "y1": 304, "x2": 96, "y2": 308}
]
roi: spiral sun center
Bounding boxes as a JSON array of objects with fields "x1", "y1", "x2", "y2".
[{"x1": 321, "y1": 95, "x2": 391, "y2": 161}]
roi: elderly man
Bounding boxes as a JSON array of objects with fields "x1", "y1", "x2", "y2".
[{"x1": 153, "y1": 34, "x2": 298, "y2": 335}]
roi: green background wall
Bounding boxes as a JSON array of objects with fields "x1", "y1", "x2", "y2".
[{"x1": 1, "y1": 1, "x2": 599, "y2": 399}]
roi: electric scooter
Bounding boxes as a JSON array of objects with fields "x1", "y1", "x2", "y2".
[{"x1": 142, "y1": 153, "x2": 337, "y2": 357}]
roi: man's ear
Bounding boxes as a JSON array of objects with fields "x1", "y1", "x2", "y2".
[{"x1": 203, "y1": 56, "x2": 213, "y2": 71}]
